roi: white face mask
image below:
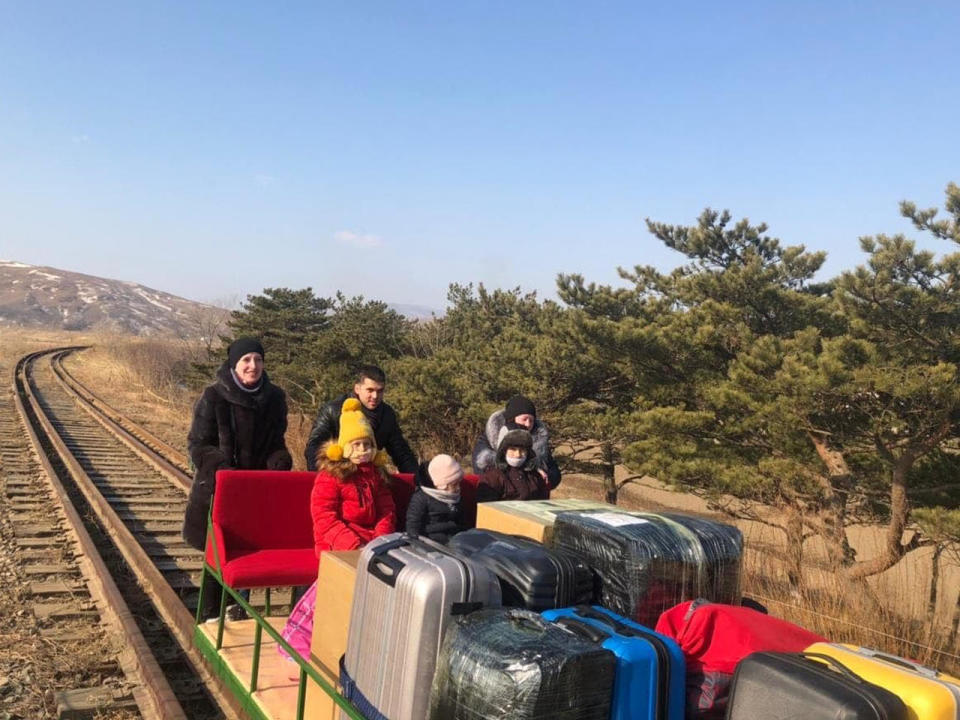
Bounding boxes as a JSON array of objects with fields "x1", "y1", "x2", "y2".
[
  {"x1": 505, "y1": 455, "x2": 526, "y2": 468},
  {"x1": 347, "y1": 439, "x2": 374, "y2": 465}
]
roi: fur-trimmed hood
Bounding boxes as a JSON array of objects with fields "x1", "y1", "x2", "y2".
[
  {"x1": 494, "y1": 427, "x2": 539, "y2": 472},
  {"x1": 304, "y1": 394, "x2": 418, "y2": 474},
  {"x1": 316, "y1": 440, "x2": 389, "y2": 481},
  {"x1": 484, "y1": 410, "x2": 550, "y2": 467}
]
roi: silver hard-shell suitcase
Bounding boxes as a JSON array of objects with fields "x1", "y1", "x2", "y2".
[{"x1": 340, "y1": 532, "x2": 502, "y2": 720}]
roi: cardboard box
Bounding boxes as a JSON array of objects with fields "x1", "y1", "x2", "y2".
[
  {"x1": 309, "y1": 549, "x2": 361, "y2": 677},
  {"x1": 476, "y1": 499, "x2": 616, "y2": 544},
  {"x1": 303, "y1": 663, "x2": 341, "y2": 720},
  {"x1": 304, "y1": 549, "x2": 360, "y2": 719}
]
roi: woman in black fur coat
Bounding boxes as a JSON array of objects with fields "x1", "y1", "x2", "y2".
[{"x1": 182, "y1": 337, "x2": 292, "y2": 618}]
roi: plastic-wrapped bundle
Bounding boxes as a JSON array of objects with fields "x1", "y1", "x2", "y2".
[
  {"x1": 429, "y1": 608, "x2": 615, "y2": 720},
  {"x1": 448, "y1": 529, "x2": 593, "y2": 610},
  {"x1": 551, "y1": 510, "x2": 743, "y2": 627}
]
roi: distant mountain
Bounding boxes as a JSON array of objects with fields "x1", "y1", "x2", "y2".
[
  {"x1": 0, "y1": 260, "x2": 441, "y2": 335},
  {"x1": 0, "y1": 260, "x2": 211, "y2": 336},
  {"x1": 388, "y1": 302, "x2": 441, "y2": 320}
]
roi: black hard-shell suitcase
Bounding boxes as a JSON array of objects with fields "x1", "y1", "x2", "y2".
[
  {"x1": 551, "y1": 510, "x2": 743, "y2": 626},
  {"x1": 726, "y1": 651, "x2": 909, "y2": 720},
  {"x1": 428, "y1": 608, "x2": 616, "y2": 720},
  {"x1": 448, "y1": 529, "x2": 593, "y2": 610}
]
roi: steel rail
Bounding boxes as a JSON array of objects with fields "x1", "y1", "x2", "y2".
[
  {"x1": 51, "y1": 352, "x2": 191, "y2": 476},
  {"x1": 50, "y1": 350, "x2": 192, "y2": 491},
  {"x1": 20, "y1": 347, "x2": 247, "y2": 719},
  {"x1": 13, "y1": 349, "x2": 187, "y2": 720}
]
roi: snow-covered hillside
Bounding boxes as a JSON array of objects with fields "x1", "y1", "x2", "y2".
[{"x1": 0, "y1": 260, "x2": 212, "y2": 336}]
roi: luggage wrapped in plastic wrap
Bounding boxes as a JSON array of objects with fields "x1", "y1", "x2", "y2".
[
  {"x1": 550, "y1": 510, "x2": 743, "y2": 627},
  {"x1": 428, "y1": 608, "x2": 616, "y2": 720},
  {"x1": 448, "y1": 529, "x2": 593, "y2": 610}
]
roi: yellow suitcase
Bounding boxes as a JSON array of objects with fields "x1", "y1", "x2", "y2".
[{"x1": 805, "y1": 642, "x2": 960, "y2": 720}]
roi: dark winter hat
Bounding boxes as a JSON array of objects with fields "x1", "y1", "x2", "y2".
[
  {"x1": 497, "y1": 427, "x2": 534, "y2": 452},
  {"x1": 227, "y1": 337, "x2": 265, "y2": 368},
  {"x1": 415, "y1": 460, "x2": 435, "y2": 489},
  {"x1": 504, "y1": 395, "x2": 536, "y2": 423}
]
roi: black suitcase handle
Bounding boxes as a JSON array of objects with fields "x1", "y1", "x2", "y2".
[
  {"x1": 555, "y1": 617, "x2": 611, "y2": 644},
  {"x1": 366, "y1": 534, "x2": 443, "y2": 587},
  {"x1": 372, "y1": 536, "x2": 409, "y2": 555},
  {"x1": 368, "y1": 553, "x2": 405, "y2": 587},
  {"x1": 573, "y1": 606, "x2": 642, "y2": 638},
  {"x1": 367, "y1": 538, "x2": 409, "y2": 587}
]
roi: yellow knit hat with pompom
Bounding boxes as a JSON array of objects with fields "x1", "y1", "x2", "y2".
[{"x1": 326, "y1": 398, "x2": 377, "y2": 461}]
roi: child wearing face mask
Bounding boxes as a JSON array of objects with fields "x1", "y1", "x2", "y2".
[
  {"x1": 406, "y1": 454, "x2": 464, "y2": 543},
  {"x1": 310, "y1": 398, "x2": 396, "y2": 553},
  {"x1": 476, "y1": 428, "x2": 549, "y2": 503},
  {"x1": 280, "y1": 398, "x2": 396, "y2": 663}
]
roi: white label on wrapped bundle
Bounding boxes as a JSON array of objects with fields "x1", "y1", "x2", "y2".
[{"x1": 586, "y1": 512, "x2": 650, "y2": 527}]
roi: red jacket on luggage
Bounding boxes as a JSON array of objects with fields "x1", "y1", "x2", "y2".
[
  {"x1": 655, "y1": 600, "x2": 826, "y2": 719},
  {"x1": 311, "y1": 460, "x2": 396, "y2": 554}
]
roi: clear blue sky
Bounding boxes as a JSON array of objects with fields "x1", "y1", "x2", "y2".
[{"x1": 1, "y1": 2, "x2": 958, "y2": 310}]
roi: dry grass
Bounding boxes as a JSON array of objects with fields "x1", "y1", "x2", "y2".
[
  {"x1": 74, "y1": 336, "x2": 960, "y2": 676},
  {"x1": 62, "y1": 336, "x2": 199, "y2": 453},
  {"x1": 741, "y1": 563, "x2": 959, "y2": 673},
  {"x1": 285, "y1": 411, "x2": 316, "y2": 471}
]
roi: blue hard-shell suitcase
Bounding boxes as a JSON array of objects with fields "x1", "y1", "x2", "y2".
[{"x1": 543, "y1": 605, "x2": 685, "y2": 720}]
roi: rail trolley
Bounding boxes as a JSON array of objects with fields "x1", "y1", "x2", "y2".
[
  {"x1": 194, "y1": 469, "x2": 483, "y2": 720},
  {"x1": 194, "y1": 469, "x2": 960, "y2": 720}
]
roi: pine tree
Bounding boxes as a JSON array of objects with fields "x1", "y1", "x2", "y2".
[
  {"x1": 310, "y1": 293, "x2": 414, "y2": 402},
  {"x1": 557, "y1": 209, "x2": 837, "y2": 520},
  {"x1": 829, "y1": 183, "x2": 960, "y2": 578},
  {"x1": 224, "y1": 287, "x2": 333, "y2": 407},
  {"x1": 615, "y1": 191, "x2": 960, "y2": 584}
]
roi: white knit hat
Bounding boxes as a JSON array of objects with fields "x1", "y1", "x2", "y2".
[{"x1": 427, "y1": 454, "x2": 463, "y2": 489}]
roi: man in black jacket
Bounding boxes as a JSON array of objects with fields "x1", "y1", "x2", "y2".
[{"x1": 304, "y1": 365, "x2": 418, "y2": 473}]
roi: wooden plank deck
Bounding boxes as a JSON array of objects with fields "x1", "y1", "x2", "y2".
[
  {"x1": 197, "y1": 618, "x2": 302, "y2": 720},
  {"x1": 197, "y1": 617, "x2": 346, "y2": 720}
]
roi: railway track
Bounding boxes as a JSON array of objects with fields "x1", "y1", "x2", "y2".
[{"x1": 8, "y1": 346, "x2": 251, "y2": 719}]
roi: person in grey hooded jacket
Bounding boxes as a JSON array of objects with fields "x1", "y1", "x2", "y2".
[{"x1": 471, "y1": 395, "x2": 560, "y2": 489}]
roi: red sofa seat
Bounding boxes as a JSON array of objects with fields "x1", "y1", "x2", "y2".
[
  {"x1": 205, "y1": 470, "x2": 318, "y2": 588},
  {"x1": 217, "y1": 548, "x2": 319, "y2": 588}
]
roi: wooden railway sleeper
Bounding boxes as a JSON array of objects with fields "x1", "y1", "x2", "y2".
[
  {"x1": 24, "y1": 348, "x2": 249, "y2": 719},
  {"x1": 15, "y1": 349, "x2": 190, "y2": 720}
]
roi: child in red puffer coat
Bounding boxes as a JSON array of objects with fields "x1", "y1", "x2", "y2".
[
  {"x1": 280, "y1": 398, "x2": 396, "y2": 661},
  {"x1": 310, "y1": 398, "x2": 395, "y2": 553}
]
